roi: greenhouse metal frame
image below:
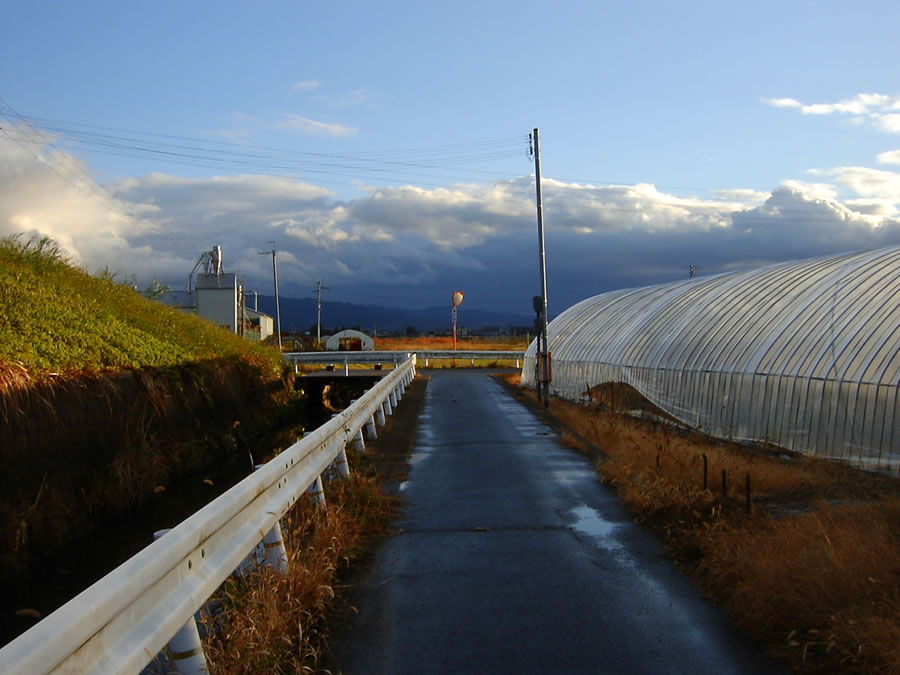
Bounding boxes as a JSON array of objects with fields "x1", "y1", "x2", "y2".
[{"x1": 522, "y1": 246, "x2": 900, "y2": 473}]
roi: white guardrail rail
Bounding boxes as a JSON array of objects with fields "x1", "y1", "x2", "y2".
[
  {"x1": 285, "y1": 350, "x2": 524, "y2": 370},
  {"x1": 0, "y1": 356, "x2": 417, "y2": 675}
]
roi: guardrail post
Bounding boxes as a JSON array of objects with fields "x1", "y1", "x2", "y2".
[
  {"x1": 382, "y1": 396, "x2": 393, "y2": 417},
  {"x1": 424, "y1": 357, "x2": 429, "y2": 367},
  {"x1": 344, "y1": 357, "x2": 349, "y2": 376},
  {"x1": 153, "y1": 530, "x2": 208, "y2": 674},
  {"x1": 395, "y1": 383, "x2": 403, "y2": 401},
  {"x1": 253, "y1": 465, "x2": 289, "y2": 573},
  {"x1": 354, "y1": 428, "x2": 366, "y2": 453},
  {"x1": 375, "y1": 405, "x2": 386, "y2": 427},
  {"x1": 335, "y1": 447, "x2": 351, "y2": 478},
  {"x1": 367, "y1": 413, "x2": 378, "y2": 438},
  {"x1": 261, "y1": 522, "x2": 288, "y2": 573},
  {"x1": 389, "y1": 388, "x2": 398, "y2": 408},
  {"x1": 328, "y1": 415, "x2": 352, "y2": 479},
  {"x1": 307, "y1": 475, "x2": 326, "y2": 507}
]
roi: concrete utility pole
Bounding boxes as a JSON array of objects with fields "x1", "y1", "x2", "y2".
[
  {"x1": 531, "y1": 128, "x2": 551, "y2": 407},
  {"x1": 314, "y1": 279, "x2": 329, "y2": 345},
  {"x1": 259, "y1": 243, "x2": 282, "y2": 351}
]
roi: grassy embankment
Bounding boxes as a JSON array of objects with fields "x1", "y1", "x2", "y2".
[
  {"x1": 501, "y1": 374, "x2": 899, "y2": 674},
  {"x1": 0, "y1": 235, "x2": 405, "y2": 669},
  {"x1": 0, "y1": 234, "x2": 296, "y2": 577}
]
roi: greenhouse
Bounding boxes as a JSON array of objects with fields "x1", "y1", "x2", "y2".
[{"x1": 522, "y1": 245, "x2": 900, "y2": 473}]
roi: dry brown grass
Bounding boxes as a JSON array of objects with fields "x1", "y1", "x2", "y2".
[
  {"x1": 500, "y1": 373, "x2": 900, "y2": 674},
  {"x1": 203, "y1": 474, "x2": 396, "y2": 673}
]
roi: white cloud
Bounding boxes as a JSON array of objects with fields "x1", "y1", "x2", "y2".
[
  {"x1": 232, "y1": 111, "x2": 358, "y2": 138},
  {"x1": 764, "y1": 92, "x2": 900, "y2": 134},
  {"x1": 290, "y1": 80, "x2": 321, "y2": 94},
  {"x1": 3, "y1": 128, "x2": 900, "y2": 312},
  {"x1": 874, "y1": 114, "x2": 900, "y2": 134},
  {"x1": 761, "y1": 97, "x2": 802, "y2": 108},
  {"x1": 713, "y1": 188, "x2": 770, "y2": 203},
  {"x1": 276, "y1": 114, "x2": 358, "y2": 137},
  {"x1": 877, "y1": 149, "x2": 900, "y2": 165}
]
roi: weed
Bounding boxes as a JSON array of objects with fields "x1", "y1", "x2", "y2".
[{"x1": 202, "y1": 475, "x2": 396, "y2": 672}]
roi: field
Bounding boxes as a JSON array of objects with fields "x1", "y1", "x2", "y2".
[
  {"x1": 500, "y1": 374, "x2": 900, "y2": 674},
  {"x1": 375, "y1": 335, "x2": 528, "y2": 351},
  {"x1": 375, "y1": 335, "x2": 528, "y2": 368}
]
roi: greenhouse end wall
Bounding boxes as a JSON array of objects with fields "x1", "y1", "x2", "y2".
[{"x1": 522, "y1": 246, "x2": 899, "y2": 473}]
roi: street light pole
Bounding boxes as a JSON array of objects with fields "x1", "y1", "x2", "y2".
[{"x1": 531, "y1": 128, "x2": 551, "y2": 407}]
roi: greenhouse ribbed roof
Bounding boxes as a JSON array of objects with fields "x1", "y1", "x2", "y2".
[{"x1": 523, "y1": 246, "x2": 899, "y2": 472}]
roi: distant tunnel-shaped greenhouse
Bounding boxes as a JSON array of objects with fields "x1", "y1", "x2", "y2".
[{"x1": 522, "y1": 246, "x2": 900, "y2": 473}]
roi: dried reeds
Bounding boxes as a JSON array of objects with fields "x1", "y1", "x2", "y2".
[{"x1": 202, "y1": 475, "x2": 396, "y2": 673}]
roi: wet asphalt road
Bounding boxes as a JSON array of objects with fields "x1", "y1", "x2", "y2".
[{"x1": 331, "y1": 371, "x2": 781, "y2": 674}]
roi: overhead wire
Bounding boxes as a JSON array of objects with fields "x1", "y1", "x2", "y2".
[
  {"x1": 0, "y1": 101, "x2": 143, "y2": 223},
  {"x1": 10, "y1": 113, "x2": 528, "y2": 188},
  {"x1": 2, "y1": 106, "x2": 879, "y2": 232}
]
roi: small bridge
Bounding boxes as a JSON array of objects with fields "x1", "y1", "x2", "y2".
[{"x1": 285, "y1": 349, "x2": 525, "y2": 372}]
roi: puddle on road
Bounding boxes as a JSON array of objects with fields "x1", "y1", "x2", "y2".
[{"x1": 569, "y1": 504, "x2": 626, "y2": 554}]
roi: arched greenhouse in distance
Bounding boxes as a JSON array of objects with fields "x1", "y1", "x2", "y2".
[{"x1": 522, "y1": 246, "x2": 899, "y2": 473}]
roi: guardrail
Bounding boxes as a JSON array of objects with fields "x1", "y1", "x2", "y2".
[
  {"x1": 0, "y1": 356, "x2": 417, "y2": 674},
  {"x1": 285, "y1": 350, "x2": 524, "y2": 371}
]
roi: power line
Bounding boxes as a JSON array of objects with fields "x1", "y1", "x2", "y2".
[
  {"x1": 7, "y1": 112, "x2": 528, "y2": 188},
  {"x1": 3, "y1": 105, "x2": 882, "y2": 234},
  {"x1": 0, "y1": 100, "x2": 143, "y2": 224}
]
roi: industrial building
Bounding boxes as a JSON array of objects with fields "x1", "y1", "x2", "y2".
[{"x1": 160, "y1": 245, "x2": 274, "y2": 342}]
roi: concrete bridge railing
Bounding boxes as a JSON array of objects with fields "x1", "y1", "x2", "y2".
[
  {"x1": 285, "y1": 350, "x2": 524, "y2": 372},
  {"x1": 0, "y1": 356, "x2": 417, "y2": 674}
]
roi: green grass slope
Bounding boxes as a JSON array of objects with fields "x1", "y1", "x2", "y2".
[{"x1": 0, "y1": 235, "x2": 281, "y2": 377}]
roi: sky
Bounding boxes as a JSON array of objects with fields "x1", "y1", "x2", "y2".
[{"x1": 2, "y1": 0, "x2": 899, "y2": 317}]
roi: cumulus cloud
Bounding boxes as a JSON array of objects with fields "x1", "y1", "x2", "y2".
[
  {"x1": 877, "y1": 149, "x2": 900, "y2": 165},
  {"x1": 3, "y1": 128, "x2": 899, "y2": 313},
  {"x1": 0, "y1": 129, "x2": 166, "y2": 275},
  {"x1": 764, "y1": 92, "x2": 900, "y2": 134}
]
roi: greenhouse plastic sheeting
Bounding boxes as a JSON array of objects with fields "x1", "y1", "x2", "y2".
[{"x1": 522, "y1": 246, "x2": 900, "y2": 473}]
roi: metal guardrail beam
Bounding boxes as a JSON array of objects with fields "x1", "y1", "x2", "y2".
[{"x1": 0, "y1": 356, "x2": 417, "y2": 674}]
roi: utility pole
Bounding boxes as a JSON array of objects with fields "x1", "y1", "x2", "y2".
[
  {"x1": 314, "y1": 278, "x2": 329, "y2": 345},
  {"x1": 259, "y1": 243, "x2": 282, "y2": 351},
  {"x1": 531, "y1": 128, "x2": 551, "y2": 407}
]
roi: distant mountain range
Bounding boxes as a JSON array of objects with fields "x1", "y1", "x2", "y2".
[{"x1": 252, "y1": 295, "x2": 533, "y2": 334}]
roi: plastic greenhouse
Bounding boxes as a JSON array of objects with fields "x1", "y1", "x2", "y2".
[{"x1": 522, "y1": 246, "x2": 900, "y2": 473}]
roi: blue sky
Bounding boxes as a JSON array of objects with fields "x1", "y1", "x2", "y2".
[{"x1": 2, "y1": 1, "x2": 899, "y2": 316}]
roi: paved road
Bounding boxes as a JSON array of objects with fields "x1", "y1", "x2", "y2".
[{"x1": 331, "y1": 371, "x2": 781, "y2": 674}]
